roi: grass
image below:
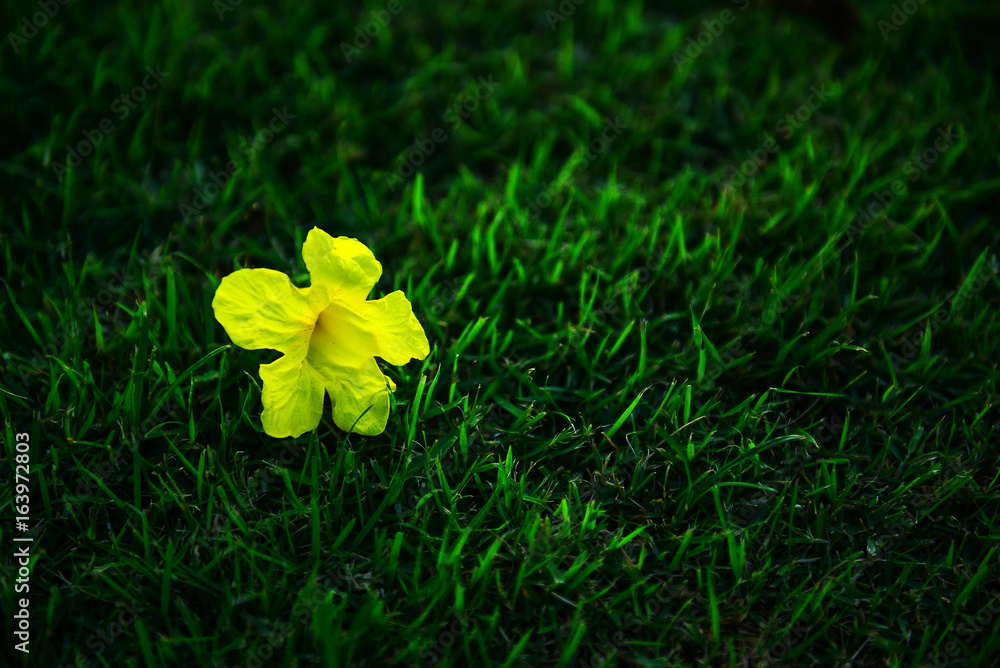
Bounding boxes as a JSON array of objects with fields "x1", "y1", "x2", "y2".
[{"x1": 1, "y1": 0, "x2": 999, "y2": 666}]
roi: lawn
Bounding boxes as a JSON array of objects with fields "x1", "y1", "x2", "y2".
[{"x1": 1, "y1": 0, "x2": 999, "y2": 666}]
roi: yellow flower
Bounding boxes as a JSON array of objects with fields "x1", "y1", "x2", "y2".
[{"x1": 212, "y1": 228, "x2": 429, "y2": 438}]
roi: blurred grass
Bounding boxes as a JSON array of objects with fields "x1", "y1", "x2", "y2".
[{"x1": 1, "y1": 0, "x2": 999, "y2": 666}]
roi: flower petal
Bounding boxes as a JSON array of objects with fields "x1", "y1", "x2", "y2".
[
  {"x1": 306, "y1": 321, "x2": 397, "y2": 435},
  {"x1": 302, "y1": 228, "x2": 382, "y2": 302},
  {"x1": 213, "y1": 268, "x2": 324, "y2": 354},
  {"x1": 326, "y1": 357, "x2": 396, "y2": 436},
  {"x1": 325, "y1": 357, "x2": 396, "y2": 436},
  {"x1": 357, "y1": 291, "x2": 431, "y2": 365},
  {"x1": 310, "y1": 293, "x2": 429, "y2": 367},
  {"x1": 259, "y1": 353, "x2": 326, "y2": 438}
]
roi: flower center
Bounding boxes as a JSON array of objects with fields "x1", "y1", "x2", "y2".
[{"x1": 306, "y1": 301, "x2": 375, "y2": 373}]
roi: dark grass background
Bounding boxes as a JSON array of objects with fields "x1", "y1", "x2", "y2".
[{"x1": 1, "y1": 0, "x2": 999, "y2": 666}]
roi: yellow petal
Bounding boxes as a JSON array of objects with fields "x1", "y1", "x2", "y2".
[
  {"x1": 327, "y1": 357, "x2": 395, "y2": 435},
  {"x1": 357, "y1": 291, "x2": 431, "y2": 365},
  {"x1": 306, "y1": 317, "x2": 397, "y2": 435},
  {"x1": 212, "y1": 268, "x2": 324, "y2": 354},
  {"x1": 259, "y1": 353, "x2": 326, "y2": 438},
  {"x1": 310, "y1": 293, "x2": 430, "y2": 367},
  {"x1": 302, "y1": 228, "x2": 382, "y2": 302}
]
